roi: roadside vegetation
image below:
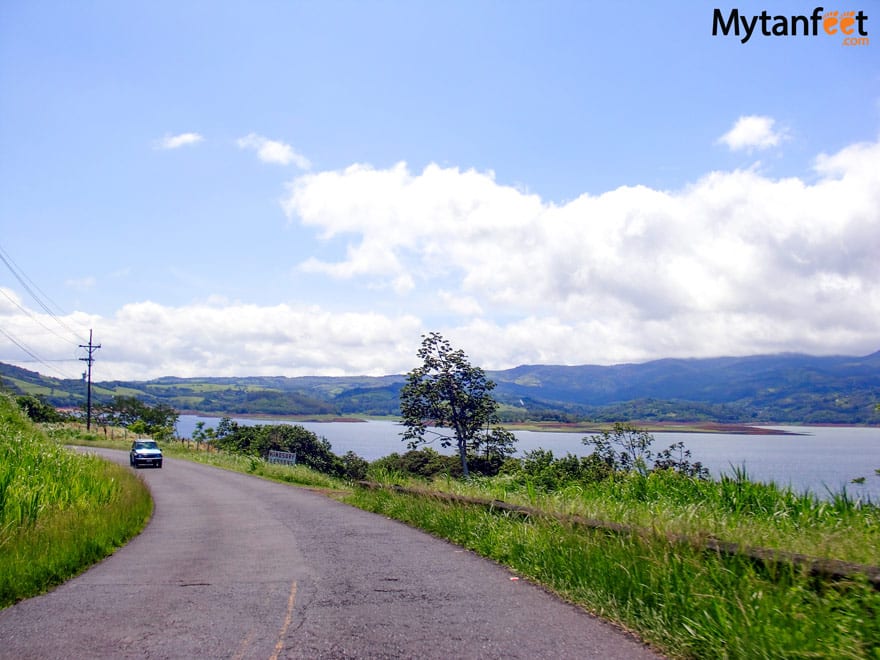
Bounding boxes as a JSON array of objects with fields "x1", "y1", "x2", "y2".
[
  {"x1": 53, "y1": 415, "x2": 879, "y2": 658},
  {"x1": 0, "y1": 394, "x2": 152, "y2": 608},
  {"x1": 345, "y1": 479, "x2": 879, "y2": 659},
  {"x1": 346, "y1": 425, "x2": 879, "y2": 658},
  {"x1": 6, "y1": 369, "x2": 879, "y2": 657}
]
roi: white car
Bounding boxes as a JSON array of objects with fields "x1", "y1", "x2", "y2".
[{"x1": 129, "y1": 439, "x2": 163, "y2": 469}]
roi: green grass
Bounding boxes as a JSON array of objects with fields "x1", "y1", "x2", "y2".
[
  {"x1": 27, "y1": 415, "x2": 880, "y2": 656},
  {"x1": 163, "y1": 442, "x2": 346, "y2": 490},
  {"x1": 0, "y1": 395, "x2": 152, "y2": 608},
  {"x1": 1, "y1": 377, "x2": 65, "y2": 398},
  {"x1": 382, "y1": 468, "x2": 880, "y2": 566},
  {"x1": 345, "y1": 484, "x2": 880, "y2": 659}
]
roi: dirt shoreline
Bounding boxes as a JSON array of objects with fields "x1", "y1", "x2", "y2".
[
  {"x1": 503, "y1": 421, "x2": 809, "y2": 435},
  {"x1": 178, "y1": 412, "x2": 817, "y2": 435}
]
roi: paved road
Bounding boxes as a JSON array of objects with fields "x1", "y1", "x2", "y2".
[{"x1": 0, "y1": 450, "x2": 662, "y2": 659}]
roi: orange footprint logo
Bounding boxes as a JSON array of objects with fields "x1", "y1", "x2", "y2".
[
  {"x1": 839, "y1": 11, "x2": 857, "y2": 35},
  {"x1": 823, "y1": 10, "x2": 839, "y2": 34}
]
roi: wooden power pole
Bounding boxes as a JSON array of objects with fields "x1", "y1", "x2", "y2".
[{"x1": 79, "y1": 329, "x2": 101, "y2": 430}]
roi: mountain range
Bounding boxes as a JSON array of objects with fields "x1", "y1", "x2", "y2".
[{"x1": 2, "y1": 351, "x2": 879, "y2": 424}]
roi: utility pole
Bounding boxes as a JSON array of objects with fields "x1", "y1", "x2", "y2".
[{"x1": 79, "y1": 329, "x2": 101, "y2": 430}]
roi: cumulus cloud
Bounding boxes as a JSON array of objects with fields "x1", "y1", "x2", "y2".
[
  {"x1": 5, "y1": 138, "x2": 878, "y2": 380},
  {"x1": 0, "y1": 299, "x2": 424, "y2": 380},
  {"x1": 0, "y1": 287, "x2": 24, "y2": 314},
  {"x1": 438, "y1": 291, "x2": 483, "y2": 317},
  {"x1": 237, "y1": 133, "x2": 311, "y2": 168},
  {"x1": 281, "y1": 138, "x2": 880, "y2": 368},
  {"x1": 155, "y1": 132, "x2": 204, "y2": 149},
  {"x1": 717, "y1": 115, "x2": 786, "y2": 151}
]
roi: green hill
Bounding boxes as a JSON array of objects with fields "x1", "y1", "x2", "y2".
[{"x1": 2, "y1": 351, "x2": 878, "y2": 424}]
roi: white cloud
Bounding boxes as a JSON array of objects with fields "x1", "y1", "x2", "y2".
[
  {"x1": 155, "y1": 132, "x2": 204, "y2": 149},
  {"x1": 438, "y1": 291, "x2": 483, "y2": 317},
  {"x1": 280, "y1": 138, "x2": 880, "y2": 368},
  {"x1": 718, "y1": 115, "x2": 786, "y2": 152},
  {"x1": 0, "y1": 287, "x2": 24, "y2": 314},
  {"x1": 237, "y1": 133, "x2": 311, "y2": 169},
  {"x1": 0, "y1": 299, "x2": 423, "y2": 380},
  {"x1": 5, "y1": 138, "x2": 878, "y2": 380}
]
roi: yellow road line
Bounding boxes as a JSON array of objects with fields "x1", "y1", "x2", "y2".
[
  {"x1": 270, "y1": 580, "x2": 298, "y2": 660},
  {"x1": 233, "y1": 626, "x2": 258, "y2": 660}
]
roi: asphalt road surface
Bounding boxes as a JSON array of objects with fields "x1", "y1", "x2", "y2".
[{"x1": 0, "y1": 450, "x2": 663, "y2": 659}]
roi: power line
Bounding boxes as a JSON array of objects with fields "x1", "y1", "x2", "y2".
[
  {"x1": 0, "y1": 243, "x2": 92, "y2": 381},
  {"x1": 0, "y1": 327, "x2": 74, "y2": 379},
  {"x1": 0, "y1": 243, "x2": 88, "y2": 343},
  {"x1": 0, "y1": 287, "x2": 80, "y2": 347}
]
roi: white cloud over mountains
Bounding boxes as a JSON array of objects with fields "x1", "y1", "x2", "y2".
[
  {"x1": 281, "y1": 136, "x2": 880, "y2": 368},
  {"x1": 3, "y1": 134, "x2": 879, "y2": 379}
]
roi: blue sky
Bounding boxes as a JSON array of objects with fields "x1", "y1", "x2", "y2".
[{"x1": 1, "y1": 1, "x2": 878, "y2": 380}]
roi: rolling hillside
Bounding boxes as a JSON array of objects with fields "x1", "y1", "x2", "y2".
[{"x1": 2, "y1": 351, "x2": 878, "y2": 424}]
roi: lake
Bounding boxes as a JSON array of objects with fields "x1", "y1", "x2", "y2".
[{"x1": 175, "y1": 415, "x2": 880, "y2": 502}]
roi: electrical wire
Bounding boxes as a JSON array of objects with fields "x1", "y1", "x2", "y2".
[
  {"x1": 0, "y1": 327, "x2": 75, "y2": 379},
  {"x1": 0, "y1": 287, "x2": 80, "y2": 347},
  {"x1": 0, "y1": 243, "x2": 92, "y2": 380},
  {"x1": 0, "y1": 243, "x2": 88, "y2": 343}
]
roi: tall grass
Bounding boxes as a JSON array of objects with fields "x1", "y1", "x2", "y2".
[
  {"x1": 371, "y1": 467, "x2": 880, "y2": 565},
  {"x1": 0, "y1": 395, "x2": 152, "y2": 608},
  {"x1": 345, "y1": 486, "x2": 880, "y2": 659}
]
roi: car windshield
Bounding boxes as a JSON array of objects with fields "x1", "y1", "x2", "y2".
[{"x1": 135, "y1": 441, "x2": 159, "y2": 450}]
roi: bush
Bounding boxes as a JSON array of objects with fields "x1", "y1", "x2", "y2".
[
  {"x1": 371, "y1": 448, "x2": 462, "y2": 479},
  {"x1": 208, "y1": 418, "x2": 365, "y2": 478},
  {"x1": 341, "y1": 451, "x2": 369, "y2": 481},
  {"x1": 15, "y1": 395, "x2": 68, "y2": 423},
  {"x1": 517, "y1": 449, "x2": 613, "y2": 490}
]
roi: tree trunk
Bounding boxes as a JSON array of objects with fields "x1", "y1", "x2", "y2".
[{"x1": 457, "y1": 436, "x2": 470, "y2": 478}]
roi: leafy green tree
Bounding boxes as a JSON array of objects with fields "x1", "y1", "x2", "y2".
[
  {"x1": 16, "y1": 395, "x2": 68, "y2": 423},
  {"x1": 400, "y1": 332, "x2": 516, "y2": 478},
  {"x1": 583, "y1": 422, "x2": 709, "y2": 479},
  {"x1": 653, "y1": 441, "x2": 710, "y2": 479},
  {"x1": 191, "y1": 420, "x2": 215, "y2": 447},
  {"x1": 584, "y1": 422, "x2": 655, "y2": 475},
  {"x1": 210, "y1": 419, "x2": 347, "y2": 476},
  {"x1": 97, "y1": 395, "x2": 178, "y2": 441}
]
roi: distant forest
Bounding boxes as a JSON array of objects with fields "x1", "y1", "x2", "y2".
[{"x1": 2, "y1": 351, "x2": 879, "y2": 425}]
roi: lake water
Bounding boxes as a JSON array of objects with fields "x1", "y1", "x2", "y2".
[{"x1": 175, "y1": 415, "x2": 880, "y2": 502}]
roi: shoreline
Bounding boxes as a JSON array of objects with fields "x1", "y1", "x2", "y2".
[
  {"x1": 503, "y1": 421, "x2": 807, "y2": 435},
  {"x1": 177, "y1": 411, "x2": 369, "y2": 423},
  {"x1": 172, "y1": 412, "x2": 870, "y2": 435}
]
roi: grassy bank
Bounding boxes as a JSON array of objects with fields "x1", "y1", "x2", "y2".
[
  {"x1": 0, "y1": 395, "x2": 153, "y2": 608},
  {"x1": 416, "y1": 468, "x2": 880, "y2": 566},
  {"x1": 345, "y1": 476, "x2": 880, "y2": 659}
]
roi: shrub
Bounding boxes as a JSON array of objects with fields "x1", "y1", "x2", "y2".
[{"x1": 371, "y1": 448, "x2": 461, "y2": 479}]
